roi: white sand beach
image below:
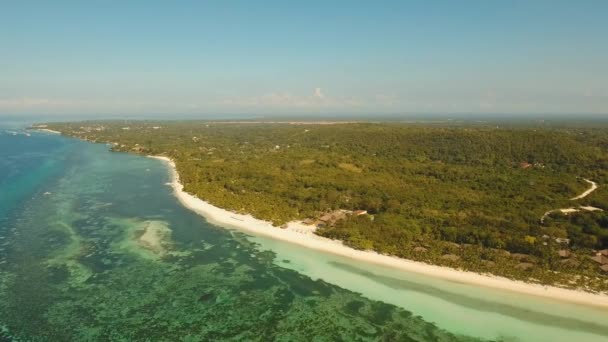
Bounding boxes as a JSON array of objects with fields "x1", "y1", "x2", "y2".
[
  {"x1": 36, "y1": 128, "x2": 61, "y2": 134},
  {"x1": 149, "y1": 155, "x2": 608, "y2": 308}
]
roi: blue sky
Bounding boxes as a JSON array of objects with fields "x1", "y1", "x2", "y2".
[{"x1": 1, "y1": 1, "x2": 607, "y2": 116}]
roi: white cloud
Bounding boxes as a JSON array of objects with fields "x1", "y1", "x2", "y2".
[{"x1": 313, "y1": 87, "x2": 324, "y2": 99}]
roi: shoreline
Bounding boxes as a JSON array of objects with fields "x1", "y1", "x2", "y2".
[
  {"x1": 34, "y1": 128, "x2": 61, "y2": 134},
  {"x1": 149, "y1": 155, "x2": 608, "y2": 309}
]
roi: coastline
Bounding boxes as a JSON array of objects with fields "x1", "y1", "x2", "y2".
[
  {"x1": 149, "y1": 155, "x2": 608, "y2": 309},
  {"x1": 35, "y1": 128, "x2": 61, "y2": 134}
]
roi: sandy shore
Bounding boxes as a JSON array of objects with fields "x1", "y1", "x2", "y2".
[
  {"x1": 35, "y1": 128, "x2": 61, "y2": 134},
  {"x1": 149, "y1": 155, "x2": 608, "y2": 308}
]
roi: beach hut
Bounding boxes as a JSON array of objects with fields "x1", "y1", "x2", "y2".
[
  {"x1": 559, "y1": 258, "x2": 580, "y2": 267},
  {"x1": 318, "y1": 210, "x2": 348, "y2": 225},
  {"x1": 590, "y1": 254, "x2": 608, "y2": 265},
  {"x1": 302, "y1": 218, "x2": 315, "y2": 225},
  {"x1": 319, "y1": 213, "x2": 334, "y2": 223}
]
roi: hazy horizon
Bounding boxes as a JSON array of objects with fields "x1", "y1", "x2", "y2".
[
  {"x1": 2, "y1": 1, "x2": 607, "y2": 116},
  {"x1": 5, "y1": 112, "x2": 608, "y2": 128}
]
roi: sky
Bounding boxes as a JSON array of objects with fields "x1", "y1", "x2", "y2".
[{"x1": 1, "y1": 1, "x2": 607, "y2": 117}]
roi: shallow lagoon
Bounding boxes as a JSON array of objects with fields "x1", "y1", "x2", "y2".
[{"x1": 1, "y1": 128, "x2": 607, "y2": 341}]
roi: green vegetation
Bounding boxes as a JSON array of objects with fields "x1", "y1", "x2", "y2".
[{"x1": 42, "y1": 121, "x2": 608, "y2": 292}]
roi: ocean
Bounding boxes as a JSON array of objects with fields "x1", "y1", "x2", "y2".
[{"x1": 1, "y1": 118, "x2": 607, "y2": 341}]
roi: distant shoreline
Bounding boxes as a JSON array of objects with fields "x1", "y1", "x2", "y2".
[
  {"x1": 34, "y1": 128, "x2": 61, "y2": 134},
  {"x1": 203, "y1": 121, "x2": 360, "y2": 125},
  {"x1": 149, "y1": 155, "x2": 608, "y2": 309}
]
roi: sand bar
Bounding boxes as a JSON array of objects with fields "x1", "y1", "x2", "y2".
[{"x1": 137, "y1": 220, "x2": 171, "y2": 254}]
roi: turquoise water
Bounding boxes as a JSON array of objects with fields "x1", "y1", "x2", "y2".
[{"x1": 1, "y1": 121, "x2": 607, "y2": 341}]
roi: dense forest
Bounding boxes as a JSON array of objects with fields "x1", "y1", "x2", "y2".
[{"x1": 40, "y1": 121, "x2": 608, "y2": 292}]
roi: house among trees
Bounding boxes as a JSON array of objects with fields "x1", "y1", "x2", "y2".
[
  {"x1": 319, "y1": 210, "x2": 348, "y2": 225},
  {"x1": 560, "y1": 258, "x2": 580, "y2": 267},
  {"x1": 318, "y1": 213, "x2": 334, "y2": 223},
  {"x1": 590, "y1": 252, "x2": 608, "y2": 266},
  {"x1": 302, "y1": 218, "x2": 315, "y2": 225},
  {"x1": 131, "y1": 144, "x2": 145, "y2": 153}
]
